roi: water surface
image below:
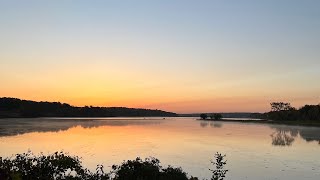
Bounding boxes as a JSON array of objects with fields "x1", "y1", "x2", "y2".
[{"x1": 0, "y1": 117, "x2": 319, "y2": 180}]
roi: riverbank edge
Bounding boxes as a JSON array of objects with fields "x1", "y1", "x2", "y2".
[{"x1": 196, "y1": 118, "x2": 320, "y2": 127}]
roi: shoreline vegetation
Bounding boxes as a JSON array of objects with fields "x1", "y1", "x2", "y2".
[
  {"x1": 198, "y1": 102, "x2": 320, "y2": 127},
  {"x1": 0, "y1": 151, "x2": 227, "y2": 180},
  {"x1": 0, "y1": 97, "x2": 177, "y2": 118},
  {"x1": 1, "y1": 97, "x2": 320, "y2": 127}
]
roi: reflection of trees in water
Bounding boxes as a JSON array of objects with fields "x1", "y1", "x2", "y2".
[
  {"x1": 200, "y1": 122, "x2": 209, "y2": 127},
  {"x1": 299, "y1": 129, "x2": 320, "y2": 144},
  {"x1": 210, "y1": 122, "x2": 222, "y2": 128},
  {"x1": 270, "y1": 125, "x2": 320, "y2": 146},
  {"x1": 271, "y1": 130, "x2": 295, "y2": 146},
  {"x1": 0, "y1": 118, "x2": 163, "y2": 137},
  {"x1": 199, "y1": 121, "x2": 223, "y2": 128}
]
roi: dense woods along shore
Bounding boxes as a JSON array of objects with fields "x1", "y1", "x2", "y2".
[
  {"x1": 0, "y1": 97, "x2": 177, "y2": 118},
  {"x1": 198, "y1": 102, "x2": 320, "y2": 127}
]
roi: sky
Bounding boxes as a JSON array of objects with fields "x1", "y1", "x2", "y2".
[{"x1": 1, "y1": 0, "x2": 320, "y2": 113}]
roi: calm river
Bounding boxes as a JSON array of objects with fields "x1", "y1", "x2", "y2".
[{"x1": 0, "y1": 117, "x2": 319, "y2": 180}]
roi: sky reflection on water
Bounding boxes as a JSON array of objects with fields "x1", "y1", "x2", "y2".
[{"x1": 0, "y1": 117, "x2": 319, "y2": 180}]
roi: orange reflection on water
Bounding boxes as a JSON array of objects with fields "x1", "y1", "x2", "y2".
[{"x1": 0, "y1": 118, "x2": 320, "y2": 180}]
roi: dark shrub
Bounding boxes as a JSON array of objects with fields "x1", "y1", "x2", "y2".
[
  {"x1": 0, "y1": 151, "x2": 108, "y2": 180},
  {"x1": 111, "y1": 157, "x2": 189, "y2": 180},
  {"x1": 210, "y1": 153, "x2": 228, "y2": 180}
]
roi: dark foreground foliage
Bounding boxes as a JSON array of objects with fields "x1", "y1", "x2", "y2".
[
  {"x1": 210, "y1": 153, "x2": 228, "y2": 180},
  {"x1": 110, "y1": 157, "x2": 195, "y2": 180},
  {"x1": 0, "y1": 151, "x2": 108, "y2": 180},
  {"x1": 0, "y1": 97, "x2": 177, "y2": 118},
  {"x1": 0, "y1": 152, "x2": 227, "y2": 180}
]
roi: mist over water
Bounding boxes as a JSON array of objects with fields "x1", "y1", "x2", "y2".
[{"x1": 0, "y1": 117, "x2": 319, "y2": 180}]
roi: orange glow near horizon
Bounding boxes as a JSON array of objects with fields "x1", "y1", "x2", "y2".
[
  {"x1": 2, "y1": 59, "x2": 319, "y2": 113},
  {"x1": 1, "y1": 1, "x2": 320, "y2": 113},
  {"x1": 1, "y1": 91, "x2": 319, "y2": 114}
]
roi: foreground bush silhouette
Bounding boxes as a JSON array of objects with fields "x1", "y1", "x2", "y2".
[
  {"x1": 210, "y1": 153, "x2": 228, "y2": 180},
  {"x1": 0, "y1": 151, "x2": 108, "y2": 180},
  {"x1": 110, "y1": 157, "x2": 193, "y2": 180},
  {"x1": 0, "y1": 152, "x2": 227, "y2": 180}
]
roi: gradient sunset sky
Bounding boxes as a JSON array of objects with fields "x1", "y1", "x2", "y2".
[{"x1": 1, "y1": 0, "x2": 319, "y2": 113}]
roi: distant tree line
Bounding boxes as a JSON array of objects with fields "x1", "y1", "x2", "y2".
[
  {"x1": 0, "y1": 97, "x2": 177, "y2": 118},
  {"x1": 263, "y1": 102, "x2": 320, "y2": 122},
  {"x1": 179, "y1": 113, "x2": 254, "y2": 118}
]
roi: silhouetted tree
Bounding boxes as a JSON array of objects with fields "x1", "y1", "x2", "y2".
[
  {"x1": 210, "y1": 153, "x2": 228, "y2": 180},
  {"x1": 213, "y1": 114, "x2": 223, "y2": 120},
  {"x1": 200, "y1": 114, "x2": 208, "y2": 120},
  {"x1": 270, "y1": 102, "x2": 294, "y2": 112}
]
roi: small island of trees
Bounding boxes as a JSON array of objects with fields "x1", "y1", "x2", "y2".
[{"x1": 200, "y1": 113, "x2": 223, "y2": 120}]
